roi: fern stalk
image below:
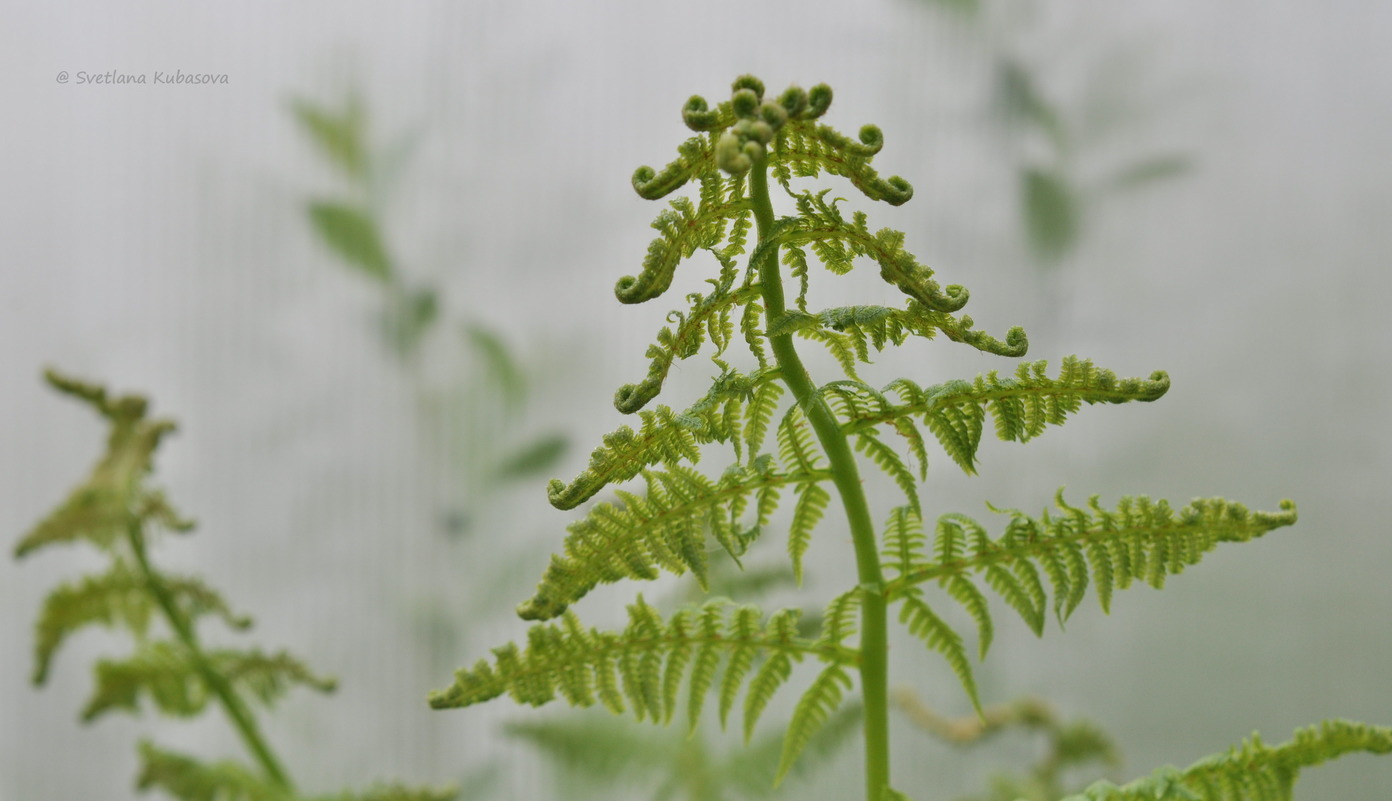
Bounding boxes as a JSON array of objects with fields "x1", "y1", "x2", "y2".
[
  {"x1": 125, "y1": 517, "x2": 297, "y2": 793},
  {"x1": 748, "y1": 157, "x2": 892, "y2": 801}
]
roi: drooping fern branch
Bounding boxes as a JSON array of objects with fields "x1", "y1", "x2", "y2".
[
  {"x1": 430, "y1": 76, "x2": 1388, "y2": 801},
  {"x1": 15, "y1": 370, "x2": 454, "y2": 801}
]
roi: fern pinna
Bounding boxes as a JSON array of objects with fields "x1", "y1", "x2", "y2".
[
  {"x1": 16, "y1": 370, "x2": 454, "y2": 801},
  {"x1": 429, "y1": 76, "x2": 1391, "y2": 800}
]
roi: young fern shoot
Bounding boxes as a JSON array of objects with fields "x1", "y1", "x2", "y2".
[
  {"x1": 429, "y1": 77, "x2": 1390, "y2": 801},
  {"x1": 16, "y1": 370, "x2": 455, "y2": 801}
]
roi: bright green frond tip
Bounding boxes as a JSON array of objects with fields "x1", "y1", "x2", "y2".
[
  {"x1": 16, "y1": 370, "x2": 187, "y2": 558},
  {"x1": 1061, "y1": 719, "x2": 1392, "y2": 801}
]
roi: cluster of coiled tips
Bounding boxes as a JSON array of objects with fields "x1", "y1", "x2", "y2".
[{"x1": 681, "y1": 75, "x2": 833, "y2": 176}]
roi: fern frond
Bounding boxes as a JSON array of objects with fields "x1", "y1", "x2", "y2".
[
  {"x1": 898, "y1": 593, "x2": 981, "y2": 716},
  {"x1": 16, "y1": 373, "x2": 185, "y2": 558},
  {"x1": 848, "y1": 357, "x2": 1170, "y2": 475},
  {"x1": 519, "y1": 459, "x2": 832, "y2": 620},
  {"x1": 630, "y1": 133, "x2": 719, "y2": 202},
  {"x1": 1061, "y1": 719, "x2": 1392, "y2": 801},
  {"x1": 546, "y1": 406, "x2": 701, "y2": 510},
  {"x1": 135, "y1": 741, "x2": 284, "y2": 801},
  {"x1": 613, "y1": 280, "x2": 762, "y2": 414},
  {"x1": 853, "y1": 429, "x2": 921, "y2": 516},
  {"x1": 621, "y1": 137, "x2": 751, "y2": 303},
  {"x1": 788, "y1": 483, "x2": 831, "y2": 586},
  {"x1": 776, "y1": 405, "x2": 826, "y2": 473},
  {"x1": 83, "y1": 642, "x2": 335, "y2": 721},
  {"x1": 778, "y1": 303, "x2": 1027, "y2": 367},
  {"x1": 727, "y1": 701, "x2": 864, "y2": 795},
  {"x1": 775, "y1": 189, "x2": 968, "y2": 313},
  {"x1": 772, "y1": 116, "x2": 914, "y2": 205},
  {"x1": 887, "y1": 494, "x2": 1299, "y2": 656},
  {"x1": 741, "y1": 295, "x2": 770, "y2": 369},
  {"x1": 879, "y1": 507, "x2": 981, "y2": 713},
  {"x1": 743, "y1": 376, "x2": 784, "y2": 462},
  {"x1": 31, "y1": 562, "x2": 251, "y2": 685},
  {"x1": 429, "y1": 597, "x2": 855, "y2": 738},
  {"x1": 800, "y1": 325, "x2": 865, "y2": 379},
  {"x1": 774, "y1": 664, "x2": 854, "y2": 785},
  {"x1": 559, "y1": 367, "x2": 790, "y2": 509},
  {"x1": 736, "y1": 608, "x2": 802, "y2": 738}
]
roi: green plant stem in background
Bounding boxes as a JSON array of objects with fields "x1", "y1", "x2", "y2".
[
  {"x1": 125, "y1": 519, "x2": 296, "y2": 793},
  {"x1": 748, "y1": 158, "x2": 892, "y2": 800}
]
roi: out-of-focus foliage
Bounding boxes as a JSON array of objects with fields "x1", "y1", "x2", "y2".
[{"x1": 15, "y1": 371, "x2": 455, "y2": 801}]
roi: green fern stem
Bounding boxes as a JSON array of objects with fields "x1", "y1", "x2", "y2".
[
  {"x1": 125, "y1": 518, "x2": 296, "y2": 793},
  {"x1": 748, "y1": 157, "x2": 892, "y2": 801}
]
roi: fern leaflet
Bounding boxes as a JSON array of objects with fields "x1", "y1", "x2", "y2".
[
  {"x1": 1061, "y1": 719, "x2": 1392, "y2": 801},
  {"x1": 886, "y1": 493, "x2": 1299, "y2": 659},
  {"x1": 519, "y1": 458, "x2": 831, "y2": 621},
  {"x1": 429, "y1": 597, "x2": 856, "y2": 738},
  {"x1": 850, "y1": 357, "x2": 1170, "y2": 475}
]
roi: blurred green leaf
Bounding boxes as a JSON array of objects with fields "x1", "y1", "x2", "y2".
[
  {"x1": 382, "y1": 287, "x2": 438, "y2": 356},
  {"x1": 1021, "y1": 168, "x2": 1078, "y2": 264},
  {"x1": 494, "y1": 435, "x2": 568, "y2": 482},
  {"x1": 921, "y1": 0, "x2": 980, "y2": 17},
  {"x1": 291, "y1": 96, "x2": 367, "y2": 179},
  {"x1": 998, "y1": 60, "x2": 1066, "y2": 153},
  {"x1": 465, "y1": 325, "x2": 526, "y2": 409},
  {"x1": 505, "y1": 714, "x2": 674, "y2": 787},
  {"x1": 308, "y1": 201, "x2": 393, "y2": 283},
  {"x1": 1104, "y1": 154, "x2": 1192, "y2": 192}
]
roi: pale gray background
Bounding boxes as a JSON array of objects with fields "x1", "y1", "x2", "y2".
[{"x1": 2, "y1": 1, "x2": 1390, "y2": 799}]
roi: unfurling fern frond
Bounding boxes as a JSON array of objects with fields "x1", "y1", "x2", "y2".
[
  {"x1": 1061, "y1": 719, "x2": 1392, "y2": 801},
  {"x1": 853, "y1": 357, "x2": 1170, "y2": 475},
  {"x1": 613, "y1": 273, "x2": 762, "y2": 414},
  {"x1": 621, "y1": 147, "x2": 749, "y2": 304},
  {"x1": 519, "y1": 458, "x2": 832, "y2": 621},
  {"x1": 771, "y1": 110, "x2": 914, "y2": 205},
  {"x1": 771, "y1": 303, "x2": 1027, "y2": 370},
  {"x1": 546, "y1": 406, "x2": 703, "y2": 510},
  {"x1": 435, "y1": 76, "x2": 1388, "y2": 801},
  {"x1": 429, "y1": 597, "x2": 857, "y2": 743},
  {"x1": 555, "y1": 368, "x2": 785, "y2": 510},
  {"x1": 888, "y1": 493, "x2": 1298, "y2": 650},
  {"x1": 777, "y1": 189, "x2": 968, "y2": 313}
]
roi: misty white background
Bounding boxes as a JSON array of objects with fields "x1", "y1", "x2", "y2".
[{"x1": 2, "y1": 1, "x2": 1390, "y2": 799}]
